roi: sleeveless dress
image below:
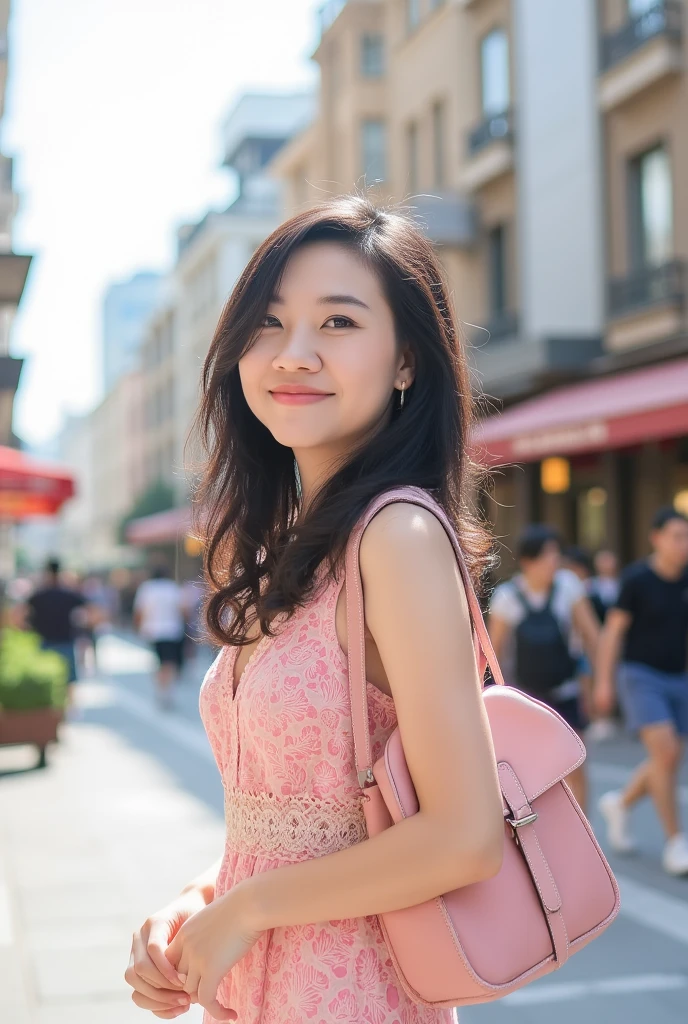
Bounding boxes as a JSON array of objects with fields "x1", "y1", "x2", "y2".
[{"x1": 199, "y1": 563, "x2": 455, "y2": 1024}]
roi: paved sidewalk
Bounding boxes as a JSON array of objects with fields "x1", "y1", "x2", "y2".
[{"x1": 0, "y1": 664, "x2": 222, "y2": 1023}]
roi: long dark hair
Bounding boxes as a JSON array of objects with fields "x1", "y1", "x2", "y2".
[{"x1": 194, "y1": 195, "x2": 492, "y2": 647}]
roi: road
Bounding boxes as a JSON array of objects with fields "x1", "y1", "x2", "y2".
[{"x1": 1, "y1": 633, "x2": 687, "y2": 1022}]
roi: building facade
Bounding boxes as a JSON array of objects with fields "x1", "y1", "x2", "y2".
[
  {"x1": 102, "y1": 271, "x2": 163, "y2": 395},
  {"x1": 272, "y1": 0, "x2": 688, "y2": 569}
]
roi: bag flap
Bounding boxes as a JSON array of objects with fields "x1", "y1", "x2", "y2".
[
  {"x1": 374, "y1": 687, "x2": 586, "y2": 821},
  {"x1": 485, "y1": 686, "x2": 586, "y2": 804}
]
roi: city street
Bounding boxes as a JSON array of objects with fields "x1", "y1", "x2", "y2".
[{"x1": 1, "y1": 635, "x2": 687, "y2": 1024}]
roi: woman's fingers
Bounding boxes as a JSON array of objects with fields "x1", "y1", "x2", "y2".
[
  {"x1": 147, "y1": 922, "x2": 186, "y2": 988},
  {"x1": 131, "y1": 989, "x2": 191, "y2": 1012},
  {"x1": 125, "y1": 970, "x2": 190, "y2": 1008}
]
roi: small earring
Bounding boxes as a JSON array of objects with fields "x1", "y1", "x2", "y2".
[{"x1": 399, "y1": 381, "x2": 406, "y2": 409}]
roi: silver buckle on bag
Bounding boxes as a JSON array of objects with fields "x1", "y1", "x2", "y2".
[{"x1": 506, "y1": 812, "x2": 538, "y2": 830}]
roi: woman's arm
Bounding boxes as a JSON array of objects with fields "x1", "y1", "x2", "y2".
[
  {"x1": 239, "y1": 503, "x2": 504, "y2": 931},
  {"x1": 595, "y1": 608, "x2": 631, "y2": 715}
]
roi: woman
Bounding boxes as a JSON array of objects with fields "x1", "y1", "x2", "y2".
[{"x1": 125, "y1": 197, "x2": 504, "y2": 1023}]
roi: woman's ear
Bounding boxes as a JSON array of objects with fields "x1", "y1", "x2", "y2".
[{"x1": 397, "y1": 346, "x2": 416, "y2": 386}]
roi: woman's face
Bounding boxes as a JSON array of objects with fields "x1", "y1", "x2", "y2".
[{"x1": 238, "y1": 241, "x2": 413, "y2": 458}]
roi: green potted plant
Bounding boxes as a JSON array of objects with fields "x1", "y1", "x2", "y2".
[{"x1": 0, "y1": 629, "x2": 68, "y2": 767}]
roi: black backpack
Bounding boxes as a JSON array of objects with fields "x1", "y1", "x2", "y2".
[{"x1": 513, "y1": 584, "x2": 578, "y2": 696}]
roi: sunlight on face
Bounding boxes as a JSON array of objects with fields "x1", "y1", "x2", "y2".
[{"x1": 238, "y1": 242, "x2": 409, "y2": 458}]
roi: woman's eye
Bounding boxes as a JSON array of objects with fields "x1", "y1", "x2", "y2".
[
  {"x1": 323, "y1": 315, "x2": 356, "y2": 329},
  {"x1": 261, "y1": 314, "x2": 282, "y2": 328}
]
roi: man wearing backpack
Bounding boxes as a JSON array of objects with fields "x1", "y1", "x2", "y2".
[
  {"x1": 488, "y1": 525, "x2": 600, "y2": 811},
  {"x1": 596, "y1": 506, "x2": 688, "y2": 876}
]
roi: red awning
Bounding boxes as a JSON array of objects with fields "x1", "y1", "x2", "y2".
[
  {"x1": 0, "y1": 446, "x2": 75, "y2": 517},
  {"x1": 126, "y1": 506, "x2": 193, "y2": 545},
  {"x1": 475, "y1": 357, "x2": 688, "y2": 465}
]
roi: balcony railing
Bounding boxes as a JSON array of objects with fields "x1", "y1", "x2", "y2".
[
  {"x1": 467, "y1": 107, "x2": 514, "y2": 158},
  {"x1": 600, "y1": 0, "x2": 682, "y2": 72},
  {"x1": 608, "y1": 259, "x2": 686, "y2": 317}
]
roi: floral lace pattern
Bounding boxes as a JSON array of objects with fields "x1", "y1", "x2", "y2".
[{"x1": 199, "y1": 567, "x2": 454, "y2": 1024}]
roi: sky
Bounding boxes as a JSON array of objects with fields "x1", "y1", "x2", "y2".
[{"x1": 4, "y1": 0, "x2": 318, "y2": 449}]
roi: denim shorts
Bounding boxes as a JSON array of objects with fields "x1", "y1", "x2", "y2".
[{"x1": 617, "y1": 662, "x2": 688, "y2": 737}]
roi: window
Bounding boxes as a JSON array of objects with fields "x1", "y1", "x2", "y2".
[
  {"x1": 406, "y1": 0, "x2": 421, "y2": 32},
  {"x1": 361, "y1": 33, "x2": 384, "y2": 77},
  {"x1": 432, "y1": 101, "x2": 445, "y2": 188},
  {"x1": 480, "y1": 29, "x2": 510, "y2": 117},
  {"x1": 406, "y1": 121, "x2": 419, "y2": 192},
  {"x1": 629, "y1": 146, "x2": 673, "y2": 268},
  {"x1": 488, "y1": 224, "x2": 507, "y2": 315},
  {"x1": 361, "y1": 119, "x2": 387, "y2": 182}
]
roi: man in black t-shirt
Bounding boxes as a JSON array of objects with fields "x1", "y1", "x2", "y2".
[
  {"x1": 26, "y1": 558, "x2": 87, "y2": 703},
  {"x1": 595, "y1": 507, "x2": 688, "y2": 876}
]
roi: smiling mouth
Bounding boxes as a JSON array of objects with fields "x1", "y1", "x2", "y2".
[{"x1": 269, "y1": 390, "x2": 333, "y2": 405}]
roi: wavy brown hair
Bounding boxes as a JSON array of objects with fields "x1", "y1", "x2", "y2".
[{"x1": 194, "y1": 195, "x2": 492, "y2": 648}]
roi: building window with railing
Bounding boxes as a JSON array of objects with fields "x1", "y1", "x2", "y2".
[
  {"x1": 600, "y1": 0, "x2": 682, "y2": 71},
  {"x1": 361, "y1": 33, "x2": 384, "y2": 77},
  {"x1": 361, "y1": 119, "x2": 387, "y2": 182},
  {"x1": 608, "y1": 143, "x2": 683, "y2": 315},
  {"x1": 406, "y1": 121, "x2": 419, "y2": 193},
  {"x1": 432, "y1": 100, "x2": 445, "y2": 188},
  {"x1": 629, "y1": 145, "x2": 673, "y2": 268}
]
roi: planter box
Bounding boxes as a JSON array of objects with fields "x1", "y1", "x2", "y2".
[{"x1": 0, "y1": 707, "x2": 63, "y2": 767}]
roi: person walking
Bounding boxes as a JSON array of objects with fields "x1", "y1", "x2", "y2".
[
  {"x1": 24, "y1": 558, "x2": 89, "y2": 707},
  {"x1": 488, "y1": 525, "x2": 600, "y2": 811},
  {"x1": 588, "y1": 549, "x2": 620, "y2": 624},
  {"x1": 596, "y1": 507, "x2": 688, "y2": 876},
  {"x1": 133, "y1": 565, "x2": 187, "y2": 709},
  {"x1": 124, "y1": 197, "x2": 504, "y2": 1023}
]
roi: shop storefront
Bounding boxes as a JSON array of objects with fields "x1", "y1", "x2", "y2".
[
  {"x1": 475, "y1": 356, "x2": 688, "y2": 575},
  {"x1": 125, "y1": 505, "x2": 204, "y2": 583}
]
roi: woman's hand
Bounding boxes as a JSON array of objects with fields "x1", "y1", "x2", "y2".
[
  {"x1": 125, "y1": 888, "x2": 208, "y2": 1019},
  {"x1": 165, "y1": 885, "x2": 263, "y2": 1021}
]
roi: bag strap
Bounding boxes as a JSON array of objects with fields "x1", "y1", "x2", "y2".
[{"x1": 344, "y1": 485, "x2": 505, "y2": 786}]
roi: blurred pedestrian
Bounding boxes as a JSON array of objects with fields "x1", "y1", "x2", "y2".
[
  {"x1": 488, "y1": 525, "x2": 600, "y2": 811},
  {"x1": 23, "y1": 558, "x2": 93, "y2": 707},
  {"x1": 567, "y1": 545, "x2": 618, "y2": 742},
  {"x1": 596, "y1": 507, "x2": 688, "y2": 876},
  {"x1": 588, "y1": 548, "x2": 620, "y2": 623},
  {"x1": 133, "y1": 564, "x2": 186, "y2": 709}
]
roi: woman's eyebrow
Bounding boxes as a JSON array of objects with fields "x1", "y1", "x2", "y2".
[
  {"x1": 317, "y1": 294, "x2": 370, "y2": 310},
  {"x1": 268, "y1": 293, "x2": 371, "y2": 310}
]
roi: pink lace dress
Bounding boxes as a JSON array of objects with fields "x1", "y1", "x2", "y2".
[{"x1": 199, "y1": 564, "x2": 455, "y2": 1024}]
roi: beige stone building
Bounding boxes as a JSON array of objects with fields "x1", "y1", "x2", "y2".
[{"x1": 272, "y1": 0, "x2": 688, "y2": 568}]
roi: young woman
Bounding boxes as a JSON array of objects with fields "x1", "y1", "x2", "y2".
[{"x1": 125, "y1": 197, "x2": 504, "y2": 1023}]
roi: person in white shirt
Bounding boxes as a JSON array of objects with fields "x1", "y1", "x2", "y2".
[
  {"x1": 133, "y1": 565, "x2": 187, "y2": 708},
  {"x1": 488, "y1": 525, "x2": 600, "y2": 811}
]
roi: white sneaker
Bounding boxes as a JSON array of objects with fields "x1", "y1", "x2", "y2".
[
  {"x1": 662, "y1": 833, "x2": 688, "y2": 876},
  {"x1": 598, "y1": 790, "x2": 636, "y2": 854}
]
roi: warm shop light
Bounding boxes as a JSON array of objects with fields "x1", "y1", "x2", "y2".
[
  {"x1": 674, "y1": 490, "x2": 688, "y2": 516},
  {"x1": 541, "y1": 457, "x2": 571, "y2": 494}
]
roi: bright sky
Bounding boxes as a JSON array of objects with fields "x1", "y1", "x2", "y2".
[{"x1": 5, "y1": 0, "x2": 318, "y2": 448}]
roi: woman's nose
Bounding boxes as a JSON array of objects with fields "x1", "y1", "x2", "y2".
[{"x1": 272, "y1": 326, "x2": 321, "y2": 372}]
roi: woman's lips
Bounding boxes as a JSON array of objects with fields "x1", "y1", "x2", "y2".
[{"x1": 269, "y1": 391, "x2": 332, "y2": 405}]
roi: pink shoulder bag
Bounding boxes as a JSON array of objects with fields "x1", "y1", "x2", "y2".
[{"x1": 344, "y1": 486, "x2": 620, "y2": 1008}]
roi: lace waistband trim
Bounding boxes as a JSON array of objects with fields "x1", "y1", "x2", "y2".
[{"x1": 224, "y1": 787, "x2": 368, "y2": 860}]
